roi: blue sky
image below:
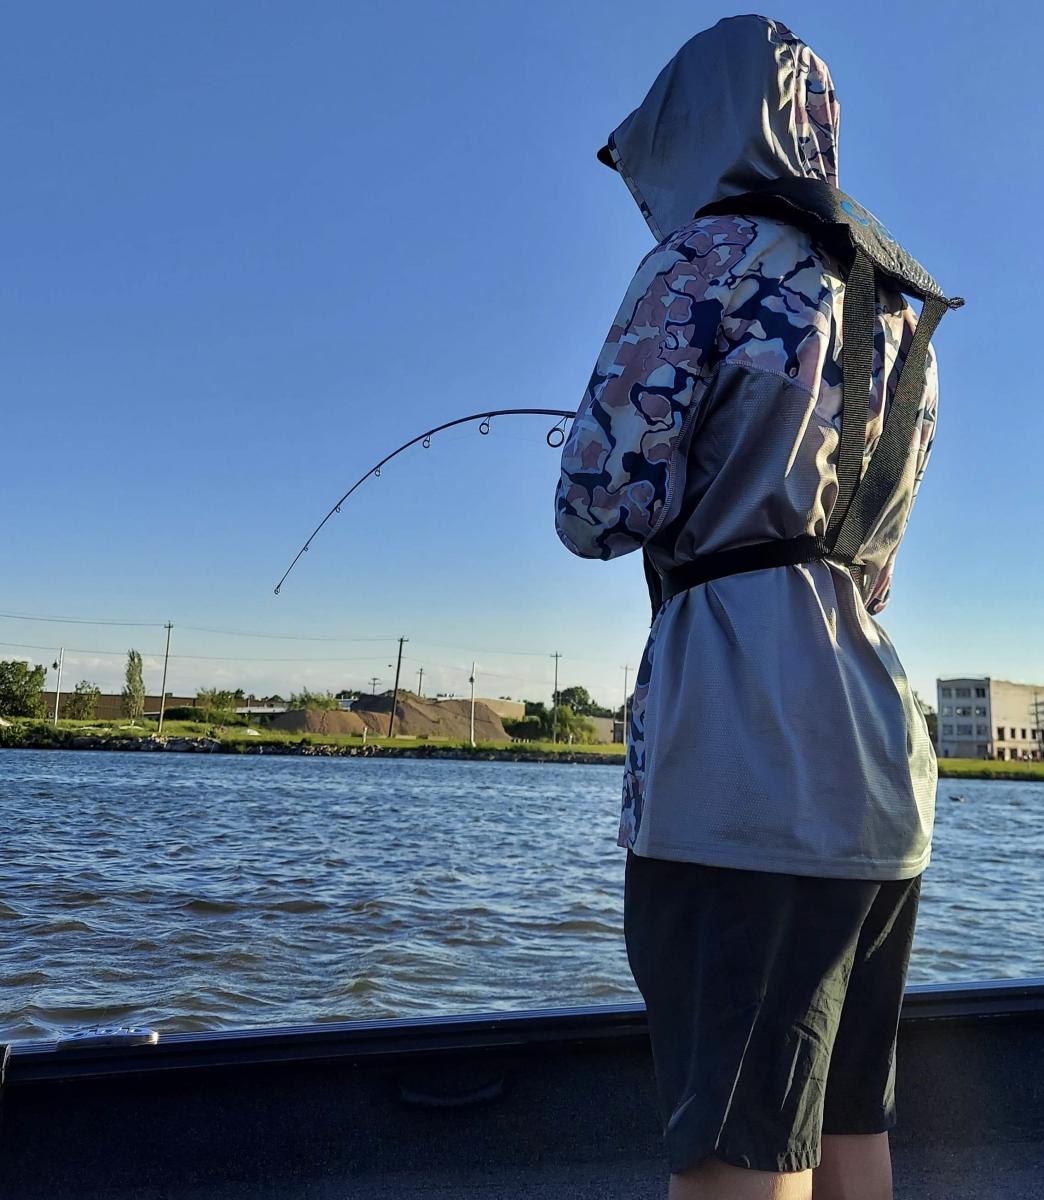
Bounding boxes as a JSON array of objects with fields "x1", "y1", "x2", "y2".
[{"x1": 3, "y1": 1, "x2": 1042, "y2": 710}]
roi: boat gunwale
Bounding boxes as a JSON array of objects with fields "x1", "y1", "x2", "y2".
[{"x1": 6, "y1": 976, "x2": 1044, "y2": 1084}]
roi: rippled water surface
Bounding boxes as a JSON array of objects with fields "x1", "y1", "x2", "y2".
[{"x1": 2, "y1": 750, "x2": 1041, "y2": 1040}]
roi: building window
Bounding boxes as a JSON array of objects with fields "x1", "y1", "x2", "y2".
[
  {"x1": 957, "y1": 724, "x2": 973, "y2": 735},
  {"x1": 955, "y1": 706, "x2": 972, "y2": 717},
  {"x1": 956, "y1": 688, "x2": 971, "y2": 697},
  {"x1": 997, "y1": 749, "x2": 1006, "y2": 760},
  {"x1": 943, "y1": 725, "x2": 955, "y2": 736},
  {"x1": 1021, "y1": 728, "x2": 1028, "y2": 740},
  {"x1": 941, "y1": 687, "x2": 952, "y2": 698},
  {"x1": 997, "y1": 727, "x2": 1005, "y2": 741},
  {"x1": 1011, "y1": 728, "x2": 1016, "y2": 739},
  {"x1": 941, "y1": 705, "x2": 953, "y2": 716},
  {"x1": 976, "y1": 725, "x2": 988, "y2": 735},
  {"x1": 974, "y1": 706, "x2": 986, "y2": 717},
  {"x1": 975, "y1": 687, "x2": 986, "y2": 697}
]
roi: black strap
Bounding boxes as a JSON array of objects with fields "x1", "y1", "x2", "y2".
[
  {"x1": 656, "y1": 255, "x2": 951, "y2": 607},
  {"x1": 642, "y1": 548, "x2": 663, "y2": 619},
  {"x1": 660, "y1": 534, "x2": 835, "y2": 602},
  {"x1": 658, "y1": 247, "x2": 880, "y2": 607},
  {"x1": 825, "y1": 249, "x2": 877, "y2": 547}
]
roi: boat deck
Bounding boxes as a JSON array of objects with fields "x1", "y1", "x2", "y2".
[
  {"x1": 5, "y1": 981, "x2": 1044, "y2": 1200},
  {"x1": 48, "y1": 1141, "x2": 1044, "y2": 1200}
]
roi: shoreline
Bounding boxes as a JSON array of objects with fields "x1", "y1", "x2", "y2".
[
  {"x1": 0, "y1": 732, "x2": 625, "y2": 766},
  {"x1": 0, "y1": 730, "x2": 1041, "y2": 779}
]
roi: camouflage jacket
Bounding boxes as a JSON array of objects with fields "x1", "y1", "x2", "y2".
[{"x1": 554, "y1": 209, "x2": 939, "y2": 879}]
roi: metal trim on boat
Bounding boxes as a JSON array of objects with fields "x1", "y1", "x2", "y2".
[{"x1": 6, "y1": 976, "x2": 1043, "y2": 1085}]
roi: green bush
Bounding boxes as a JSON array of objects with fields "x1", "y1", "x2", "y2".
[
  {"x1": 289, "y1": 690, "x2": 340, "y2": 711},
  {"x1": 0, "y1": 661, "x2": 47, "y2": 718},
  {"x1": 504, "y1": 716, "x2": 545, "y2": 741},
  {"x1": 162, "y1": 706, "x2": 249, "y2": 725}
]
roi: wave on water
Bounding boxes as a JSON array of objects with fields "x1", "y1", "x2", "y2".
[
  {"x1": 177, "y1": 898, "x2": 241, "y2": 915},
  {"x1": 3, "y1": 752, "x2": 1042, "y2": 1041}
]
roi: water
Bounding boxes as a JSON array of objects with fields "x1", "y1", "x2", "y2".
[{"x1": 1, "y1": 750, "x2": 1041, "y2": 1042}]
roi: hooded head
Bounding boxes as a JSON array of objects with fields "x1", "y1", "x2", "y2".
[{"x1": 599, "y1": 16, "x2": 840, "y2": 242}]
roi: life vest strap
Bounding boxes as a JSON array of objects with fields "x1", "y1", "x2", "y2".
[{"x1": 647, "y1": 179, "x2": 961, "y2": 617}]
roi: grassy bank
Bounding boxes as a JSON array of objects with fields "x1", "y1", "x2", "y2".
[
  {"x1": 0, "y1": 721, "x2": 1040, "y2": 778},
  {"x1": 937, "y1": 757, "x2": 1044, "y2": 781},
  {"x1": 0, "y1": 718, "x2": 626, "y2": 761}
]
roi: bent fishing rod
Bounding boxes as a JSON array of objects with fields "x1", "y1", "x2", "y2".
[{"x1": 274, "y1": 408, "x2": 577, "y2": 594}]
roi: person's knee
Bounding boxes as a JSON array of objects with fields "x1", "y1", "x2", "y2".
[
  {"x1": 669, "y1": 1153, "x2": 812, "y2": 1199},
  {"x1": 813, "y1": 1132, "x2": 892, "y2": 1200}
]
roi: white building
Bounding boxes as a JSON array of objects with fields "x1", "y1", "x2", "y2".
[{"x1": 936, "y1": 677, "x2": 1044, "y2": 760}]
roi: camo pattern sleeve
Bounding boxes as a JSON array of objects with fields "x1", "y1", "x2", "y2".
[{"x1": 554, "y1": 216, "x2": 758, "y2": 560}]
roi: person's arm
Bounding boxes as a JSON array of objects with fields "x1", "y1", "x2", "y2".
[
  {"x1": 553, "y1": 224, "x2": 740, "y2": 561},
  {"x1": 863, "y1": 342, "x2": 939, "y2": 616}
]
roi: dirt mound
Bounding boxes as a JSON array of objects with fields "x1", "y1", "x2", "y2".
[
  {"x1": 270, "y1": 696, "x2": 510, "y2": 742},
  {"x1": 269, "y1": 708, "x2": 366, "y2": 736}
]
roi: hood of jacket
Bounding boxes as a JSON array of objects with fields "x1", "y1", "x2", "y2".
[{"x1": 599, "y1": 15, "x2": 840, "y2": 242}]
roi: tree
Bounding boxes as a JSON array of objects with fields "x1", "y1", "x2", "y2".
[
  {"x1": 122, "y1": 650, "x2": 145, "y2": 722},
  {"x1": 197, "y1": 687, "x2": 237, "y2": 712},
  {"x1": 518, "y1": 699, "x2": 598, "y2": 742},
  {"x1": 551, "y1": 704, "x2": 599, "y2": 744},
  {"x1": 558, "y1": 685, "x2": 593, "y2": 714},
  {"x1": 65, "y1": 680, "x2": 101, "y2": 721},
  {"x1": 557, "y1": 685, "x2": 614, "y2": 719},
  {"x1": 290, "y1": 689, "x2": 339, "y2": 710},
  {"x1": 0, "y1": 660, "x2": 46, "y2": 718}
]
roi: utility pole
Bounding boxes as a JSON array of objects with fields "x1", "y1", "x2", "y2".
[
  {"x1": 550, "y1": 652, "x2": 561, "y2": 744},
  {"x1": 51, "y1": 647, "x2": 65, "y2": 725},
  {"x1": 369, "y1": 676, "x2": 380, "y2": 696},
  {"x1": 387, "y1": 637, "x2": 408, "y2": 737},
  {"x1": 157, "y1": 623, "x2": 173, "y2": 735},
  {"x1": 417, "y1": 666, "x2": 424, "y2": 698},
  {"x1": 622, "y1": 664, "x2": 631, "y2": 749},
  {"x1": 469, "y1": 662, "x2": 477, "y2": 748}
]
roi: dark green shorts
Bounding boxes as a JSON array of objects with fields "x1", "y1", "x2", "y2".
[{"x1": 623, "y1": 849, "x2": 922, "y2": 1175}]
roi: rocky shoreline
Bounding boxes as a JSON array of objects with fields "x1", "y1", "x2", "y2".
[
  {"x1": 1, "y1": 732, "x2": 1038, "y2": 779},
  {"x1": 3, "y1": 733, "x2": 624, "y2": 766}
]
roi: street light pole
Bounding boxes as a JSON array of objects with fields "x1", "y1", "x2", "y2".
[
  {"x1": 157, "y1": 623, "x2": 173, "y2": 735},
  {"x1": 52, "y1": 647, "x2": 64, "y2": 725},
  {"x1": 417, "y1": 666, "x2": 424, "y2": 698},
  {"x1": 469, "y1": 662, "x2": 476, "y2": 748},
  {"x1": 387, "y1": 637, "x2": 408, "y2": 737}
]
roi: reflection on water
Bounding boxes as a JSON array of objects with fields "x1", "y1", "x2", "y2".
[{"x1": 1, "y1": 750, "x2": 1041, "y2": 1040}]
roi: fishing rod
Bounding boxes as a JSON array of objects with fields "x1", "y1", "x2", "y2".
[{"x1": 274, "y1": 408, "x2": 577, "y2": 594}]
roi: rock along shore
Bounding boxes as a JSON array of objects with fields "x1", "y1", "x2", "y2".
[{"x1": 6, "y1": 733, "x2": 624, "y2": 766}]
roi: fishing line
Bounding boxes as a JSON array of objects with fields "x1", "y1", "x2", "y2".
[{"x1": 274, "y1": 408, "x2": 575, "y2": 594}]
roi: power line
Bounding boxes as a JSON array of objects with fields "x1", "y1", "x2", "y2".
[
  {"x1": 0, "y1": 611, "x2": 161, "y2": 628},
  {"x1": 0, "y1": 611, "x2": 636, "y2": 667},
  {"x1": 0, "y1": 641, "x2": 394, "y2": 664},
  {"x1": 0, "y1": 611, "x2": 398, "y2": 643},
  {"x1": 177, "y1": 625, "x2": 397, "y2": 643}
]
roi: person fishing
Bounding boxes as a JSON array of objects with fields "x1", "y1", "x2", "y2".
[{"x1": 554, "y1": 15, "x2": 961, "y2": 1200}]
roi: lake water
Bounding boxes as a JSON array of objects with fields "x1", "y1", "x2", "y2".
[{"x1": 2, "y1": 749, "x2": 1042, "y2": 1042}]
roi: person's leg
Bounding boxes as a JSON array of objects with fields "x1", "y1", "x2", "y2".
[
  {"x1": 812, "y1": 1132, "x2": 892, "y2": 1200},
  {"x1": 624, "y1": 853, "x2": 878, "y2": 1197},
  {"x1": 816, "y1": 874, "x2": 922, "y2": 1200},
  {"x1": 668, "y1": 1154, "x2": 812, "y2": 1199}
]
